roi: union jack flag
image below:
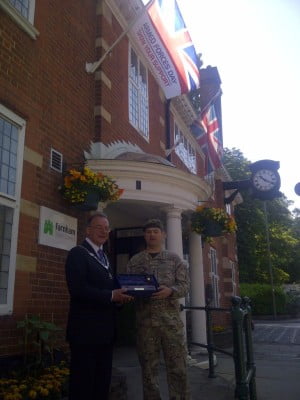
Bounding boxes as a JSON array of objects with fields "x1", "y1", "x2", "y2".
[
  {"x1": 131, "y1": 0, "x2": 200, "y2": 98},
  {"x1": 191, "y1": 104, "x2": 223, "y2": 174}
]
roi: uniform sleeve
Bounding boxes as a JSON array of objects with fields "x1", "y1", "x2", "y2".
[
  {"x1": 126, "y1": 254, "x2": 140, "y2": 273},
  {"x1": 170, "y1": 256, "x2": 190, "y2": 299},
  {"x1": 126, "y1": 256, "x2": 134, "y2": 273}
]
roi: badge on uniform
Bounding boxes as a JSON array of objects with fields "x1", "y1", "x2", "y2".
[{"x1": 116, "y1": 274, "x2": 159, "y2": 297}]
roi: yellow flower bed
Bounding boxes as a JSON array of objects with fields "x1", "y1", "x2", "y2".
[{"x1": 0, "y1": 363, "x2": 69, "y2": 400}]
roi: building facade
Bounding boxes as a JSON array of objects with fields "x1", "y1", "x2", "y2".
[{"x1": 0, "y1": 0, "x2": 239, "y2": 358}]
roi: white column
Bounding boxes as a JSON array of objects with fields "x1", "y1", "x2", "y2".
[
  {"x1": 189, "y1": 231, "x2": 207, "y2": 346},
  {"x1": 165, "y1": 207, "x2": 183, "y2": 257},
  {"x1": 97, "y1": 201, "x2": 107, "y2": 212},
  {"x1": 163, "y1": 207, "x2": 186, "y2": 330}
]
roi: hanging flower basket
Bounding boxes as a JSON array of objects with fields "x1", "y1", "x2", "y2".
[
  {"x1": 201, "y1": 219, "x2": 223, "y2": 237},
  {"x1": 191, "y1": 205, "x2": 237, "y2": 242},
  {"x1": 59, "y1": 166, "x2": 124, "y2": 211},
  {"x1": 72, "y1": 190, "x2": 100, "y2": 211}
]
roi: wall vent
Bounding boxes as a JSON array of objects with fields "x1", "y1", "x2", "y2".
[{"x1": 50, "y1": 148, "x2": 63, "y2": 173}]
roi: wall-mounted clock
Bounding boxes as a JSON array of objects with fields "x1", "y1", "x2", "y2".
[
  {"x1": 249, "y1": 160, "x2": 281, "y2": 200},
  {"x1": 223, "y1": 159, "x2": 282, "y2": 203},
  {"x1": 251, "y1": 168, "x2": 280, "y2": 192}
]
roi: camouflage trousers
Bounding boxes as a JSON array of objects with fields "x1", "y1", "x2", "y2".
[{"x1": 136, "y1": 323, "x2": 190, "y2": 400}]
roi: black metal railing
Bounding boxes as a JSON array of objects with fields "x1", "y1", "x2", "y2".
[
  {"x1": 231, "y1": 296, "x2": 257, "y2": 400},
  {"x1": 182, "y1": 295, "x2": 257, "y2": 400}
]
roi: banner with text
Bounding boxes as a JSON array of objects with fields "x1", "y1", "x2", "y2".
[{"x1": 110, "y1": 0, "x2": 200, "y2": 99}]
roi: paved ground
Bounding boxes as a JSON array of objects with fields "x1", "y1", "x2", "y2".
[
  {"x1": 113, "y1": 346, "x2": 234, "y2": 400},
  {"x1": 214, "y1": 318, "x2": 300, "y2": 400},
  {"x1": 113, "y1": 318, "x2": 300, "y2": 399},
  {"x1": 253, "y1": 318, "x2": 300, "y2": 344}
]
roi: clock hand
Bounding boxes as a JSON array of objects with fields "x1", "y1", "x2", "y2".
[{"x1": 260, "y1": 176, "x2": 274, "y2": 184}]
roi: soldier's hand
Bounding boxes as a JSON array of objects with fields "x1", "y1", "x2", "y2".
[
  {"x1": 112, "y1": 289, "x2": 133, "y2": 304},
  {"x1": 152, "y1": 285, "x2": 173, "y2": 299}
]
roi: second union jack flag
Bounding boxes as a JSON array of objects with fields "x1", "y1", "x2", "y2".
[{"x1": 191, "y1": 104, "x2": 223, "y2": 174}]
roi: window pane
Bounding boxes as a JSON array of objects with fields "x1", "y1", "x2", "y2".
[
  {"x1": 2, "y1": 149, "x2": 9, "y2": 164},
  {"x1": 129, "y1": 82, "x2": 139, "y2": 128},
  {"x1": 0, "y1": 180, "x2": 7, "y2": 193},
  {"x1": 128, "y1": 48, "x2": 149, "y2": 137},
  {"x1": 0, "y1": 290, "x2": 7, "y2": 304},
  {"x1": 0, "y1": 117, "x2": 19, "y2": 197},
  {"x1": 3, "y1": 135, "x2": 10, "y2": 151},
  {"x1": 8, "y1": 0, "x2": 29, "y2": 19},
  {"x1": 8, "y1": 182, "x2": 15, "y2": 196},
  {"x1": 1, "y1": 255, "x2": 9, "y2": 272},
  {"x1": 11, "y1": 139, "x2": 18, "y2": 155},
  {"x1": 174, "y1": 124, "x2": 196, "y2": 173},
  {"x1": 140, "y1": 63, "x2": 146, "y2": 85},
  {"x1": 1, "y1": 164, "x2": 8, "y2": 179},
  {"x1": 3, "y1": 121, "x2": 11, "y2": 136},
  {"x1": 0, "y1": 272, "x2": 8, "y2": 288},
  {"x1": 11, "y1": 126, "x2": 18, "y2": 142},
  {"x1": 130, "y1": 49, "x2": 138, "y2": 83},
  {"x1": 0, "y1": 205, "x2": 13, "y2": 305}
]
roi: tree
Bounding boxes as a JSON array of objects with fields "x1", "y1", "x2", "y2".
[{"x1": 223, "y1": 147, "x2": 300, "y2": 284}]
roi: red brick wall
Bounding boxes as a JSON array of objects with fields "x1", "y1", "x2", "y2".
[
  {"x1": 0, "y1": 2, "x2": 238, "y2": 356},
  {"x1": 96, "y1": 12, "x2": 167, "y2": 156},
  {"x1": 0, "y1": 0, "x2": 97, "y2": 356}
]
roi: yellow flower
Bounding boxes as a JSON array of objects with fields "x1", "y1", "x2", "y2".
[
  {"x1": 191, "y1": 206, "x2": 237, "y2": 242},
  {"x1": 39, "y1": 387, "x2": 49, "y2": 396},
  {"x1": 28, "y1": 390, "x2": 37, "y2": 399}
]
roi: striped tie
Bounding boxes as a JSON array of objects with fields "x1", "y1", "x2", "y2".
[{"x1": 97, "y1": 249, "x2": 107, "y2": 267}]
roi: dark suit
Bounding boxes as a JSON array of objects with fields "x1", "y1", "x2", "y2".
[{"x1": 65, "y1": 240, "x2": 115, "y2": 400}]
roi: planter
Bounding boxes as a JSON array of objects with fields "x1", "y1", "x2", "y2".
[
  {"x1": 73, "y1": 191, "x2": 100, "y2": 211},
  {"x1": 202, "y1": 220, "x2": 223, "y2": 237},
  {"x1": 213, "y1": 330, "x2": 233, "y2": 349}
]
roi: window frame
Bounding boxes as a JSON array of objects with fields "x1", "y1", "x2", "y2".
[
  {"x1": 128, "y1": 46, "x2": 149, "y2": 140},
  {"x1": 230, "y1": 260, "x2": 237, "y2": 296},
  {"x1": 174, "y1": 122, "x2": 197, "y2": 174},
  {"x1": 0, "y1": 104, "x2": 25, "y2": 315},
  {"x1": 0, "y1": 0, "x2": 39, "y2": 40}
]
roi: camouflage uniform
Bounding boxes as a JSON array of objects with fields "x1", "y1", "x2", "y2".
[{"x1": 127, "y1": 250, "x2": 190, "y2": 400}]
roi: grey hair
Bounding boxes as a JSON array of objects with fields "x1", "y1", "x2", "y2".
[{"x1": 87, "y1": 212, "x2": 108, "y2": 226}]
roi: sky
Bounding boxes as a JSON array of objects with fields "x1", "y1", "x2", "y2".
[{"x1": 178, "y1": 0, "x2": 300, "y2": 210}]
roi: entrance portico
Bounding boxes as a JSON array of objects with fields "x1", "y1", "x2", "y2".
[{"x1": 87, "y1": 157, "x2": 211, "y2": 345}]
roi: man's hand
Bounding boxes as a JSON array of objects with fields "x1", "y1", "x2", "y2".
[
  {"x1": 112, "y1": 288, "x2": 133, "y2": 304},
  {"x1": 152, "y1": 285, "x2": 173, "y2": 299}
]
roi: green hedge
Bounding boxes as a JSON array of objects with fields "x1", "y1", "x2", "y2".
[{"x1": 240, "y1": 283, "x2": 286, "y2": 315}]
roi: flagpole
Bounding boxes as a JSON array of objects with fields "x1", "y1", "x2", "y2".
[{"x1": 85, "y1": 0, "x2": 155, "y2": 74}]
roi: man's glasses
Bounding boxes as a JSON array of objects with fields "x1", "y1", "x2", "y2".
[{"x1": 89, "y1": 225, "x2": 110, "y2": 232}]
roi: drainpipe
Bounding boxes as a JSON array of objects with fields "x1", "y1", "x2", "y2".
[{"x1": 165, "y1": 99, "x2": 171, "y2": 162}]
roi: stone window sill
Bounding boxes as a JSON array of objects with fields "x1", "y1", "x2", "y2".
[{"x1": 0, "y1": 0, "x2": 39, "y2": 40}]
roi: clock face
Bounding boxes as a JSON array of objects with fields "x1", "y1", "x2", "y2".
[{"x1": 252, "y1": 169, "x2": 279, "y2": 192}]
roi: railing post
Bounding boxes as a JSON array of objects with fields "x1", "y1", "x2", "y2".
[
  {"x1": 206, "y1": 305, "x2": 216, "y2": 378},
  {"x1": 243, "y1": 297, "x2": 257, "y2": 400},
  {"x1": 231, "y1": 296, "x2": 249, "y2": 400}
]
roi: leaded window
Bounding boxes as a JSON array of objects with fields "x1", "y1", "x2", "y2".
[
  {"x1": 129, "y1": 47, "x2": 149, "y2": 139},
  {"x1": 0, "y1": 105, "x2": 25, "y2": 314},
  {"x1": 174, "y1": 123, "x2": 196, "y2": 173}
]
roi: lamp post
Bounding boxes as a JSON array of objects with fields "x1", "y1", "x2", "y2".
[{"x1": 263, "y1": 201, "x2": 277, "y2": 319}]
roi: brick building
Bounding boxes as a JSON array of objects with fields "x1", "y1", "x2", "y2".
[{"x1": 0, "y1": 0, "x2": 239, "y2": 359}]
